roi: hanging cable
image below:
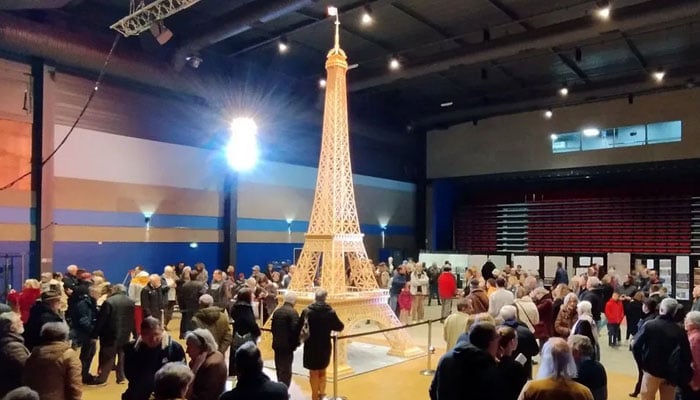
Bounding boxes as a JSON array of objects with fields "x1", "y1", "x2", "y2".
[{"x1": 0, "y1": 34, "x2": 121, "y2": 192}]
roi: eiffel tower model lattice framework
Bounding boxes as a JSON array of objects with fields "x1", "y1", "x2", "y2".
[{"x1": 259, "y1": 11, "x2": 421, "y2": 377}]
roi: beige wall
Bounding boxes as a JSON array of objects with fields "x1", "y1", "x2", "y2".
[{"x1": 427, "y1": 88, "x2": 700, "y2": 178}]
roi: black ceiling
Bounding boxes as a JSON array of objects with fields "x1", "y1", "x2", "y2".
[{"x1": 4, "y1": 0, "x2": 700, "y2": 131}]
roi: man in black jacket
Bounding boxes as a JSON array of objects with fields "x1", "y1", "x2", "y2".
[
  {"x1": 271, "y1": 291, "x2": 300, "y2": 388},
  {"x1": 23, "y1": 290, "x2": 64, "y2": 350},
  {"x1": 69, "y1": 283, "x2": 99, "y2": 383},
  {"x1": 122, "y1": 317, "x2": 185, "y2": 400},
  {"x1": 220, "y1": 342, "x2": 288, "y2": 400},
  {"x1": 430, "y1": 323, "x2": 502, "y2": 400},
  {"x1": 580, "y1": 277, "x2": 603, "y2": 329},
  {"x1": 177, "y1": 271, "x2": 206, "y2": 339},
  {"x1": 299, "y1": 289, "x2": 344, "y2": 400},
  {"x1": 140, "y1": 275, "x2": 166, "y2": 321},
  {"x1": 633, "y1": 298, "x2": 692, "y2": 400},
  {"x1": 92, "y1": 284, "x2": 135, "y2": 385}
]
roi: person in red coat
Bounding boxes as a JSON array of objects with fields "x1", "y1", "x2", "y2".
[
  {"x1": 7, "y1": 279, "x2": 42, "y2": 324},
  {"x1": 532, "y1": 287, "x2": 554, "y2": 351},
  {"x1": 604, "y1": 292, "x2": 625, "y2": 347},
  {"x1": 437, "y1": 266, "x2": 457, "y2": 319}
]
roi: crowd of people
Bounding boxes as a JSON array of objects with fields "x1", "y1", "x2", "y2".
[
  {"x1": 424, "y1": 259, "x2": 700, "y2": 400},
  {"x1": 0, "y1": 260, "x2": 349, "y2": 400}
]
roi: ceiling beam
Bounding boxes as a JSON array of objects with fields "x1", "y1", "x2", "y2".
[
  {"x1": 419, "y1": 63, "x2": 700, "y2": 128},
  {"x1": 226, "y1": 0, "x2": 385, "y2": 58},
  {"x1": 295, "y1": 9, "x2": 397, "y2": 52},
  {"x1": 350, "y1": 0, "x2": 700, "y2": 92},
  {"x1": 621, "y1": 33, "x2": 649, "y2": 71},
  {"x1": 485, "y1": 0, "x2": 591, "y2": 84},
  {"x1": 390, "y1": 2, "x2": 468, "y2": 47}
]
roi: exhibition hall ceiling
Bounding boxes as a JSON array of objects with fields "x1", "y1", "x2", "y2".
[{"x1": 3, "y1": 0, "x2": 700, "y2": 130}]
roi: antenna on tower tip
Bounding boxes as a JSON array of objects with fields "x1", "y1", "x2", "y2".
[{"x1": 328, "y1": 6, "x2": 340, "y2": 51}]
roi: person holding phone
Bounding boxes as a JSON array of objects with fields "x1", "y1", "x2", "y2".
[{"x1": 496, "y1": 326, "x2": 529, "y2": 400}]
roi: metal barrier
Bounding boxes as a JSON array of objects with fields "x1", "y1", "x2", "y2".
[{"x1": 261, "y1": 317, "x2": 443, "y2": 399}]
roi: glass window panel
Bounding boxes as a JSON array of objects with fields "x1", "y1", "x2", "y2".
[
  {"x1": 613, "y1": 124, "x2": 646, "y2": 148},
  {"x1": 552, "y1": 132, "x2": 581, "y2": 153},
  {"x1": 646, "y1": 120, "x2": 681, "y2": 144},
  {"x1": 581, "y1": 128, "x2": 614, "y2": 150}
]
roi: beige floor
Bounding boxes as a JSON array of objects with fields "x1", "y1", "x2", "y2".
[{"x1": 83, "y1": 303, "x2": 642, "y2": 400}]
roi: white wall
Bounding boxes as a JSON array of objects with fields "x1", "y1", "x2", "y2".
[{"x1": 427, "y1": 88, "x2": 700, "y2": 178}]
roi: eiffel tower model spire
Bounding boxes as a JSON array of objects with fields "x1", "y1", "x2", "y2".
[{"x1": 288, "y1": 10, "x2": 377, "y2": 294}]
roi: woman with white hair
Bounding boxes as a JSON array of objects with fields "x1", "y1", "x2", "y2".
[
  {"x1": 154, "y1": 362, "x2": 194, "y2": 400},
  {"x1": 517, "y1": 338, "x2": 594, "y2": 400},
  {"x1": 184, "y1": 329, "x2": 227, "y2": 400},
  {"x1": 162, "y1": 266, "x2": 177, "y2": 328},
  {"x1": 685, "y1": 311, "x2": 700, "y2": 397},
  {"x1": 571, "y1": 301, "x2": 599, "y2": 361},
  {"x1": 0, "y1": 312, "x2": 29, "y2": 397}
]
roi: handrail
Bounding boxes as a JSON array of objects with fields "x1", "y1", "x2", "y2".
[{"x1": 258, "y1": 317, "x2": 443, "y2": 339}]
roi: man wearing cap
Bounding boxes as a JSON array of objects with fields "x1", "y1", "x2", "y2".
[
  {"x1": 271, "y1": 291, "x2": 300, "y2": 388},
  {"x1": 23, "y1": 290, "x2": 64, "y2": 350},
  {"x1": 191, "y1": 294, "x2": 232, "y2": 354}
]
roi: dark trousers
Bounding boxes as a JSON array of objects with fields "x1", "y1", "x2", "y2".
[
  {"x1": 607, "y1": 323, "x2": 621, "y2": 345},
  {"x1": 164, "y1": 301, "x2": 176, "y2": 327},
  {"x1": 96, "y1": 343, "x2": 126, "y2": 383},
  {"x1": 71, "y1": 334, "x2": 96, "y2": 380},
  {"x1": 274, "y1": 349, "x2": 294, "y2": 388},
  {"x1": 179, "y1": 311, "x2": 193, "y2": 339},
  {"x1": 428, "y1": 283, "x2": 441, "y2": 305}
]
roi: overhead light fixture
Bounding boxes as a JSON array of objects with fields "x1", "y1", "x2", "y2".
[
  {"x1": 652, "y1": 68, "x2": 665, "y2": 82},
  {"x1": 389, "y1": 57, "x2": 401, "y2": 70},
  {"x1": 319, "y1": 78, "x2": 327, "y2": 88},
  {"x1": 559, "y1": 85, "x2": 569, "y2": 97},
  {"x1": 440, "y1": 101, "x2": 453, "y2": 108},
  {"x1": 687, "y1": 78, "x2": 696, "y2": 89},
  {"x1": 327, "y1": 6, "x2": 338, "y2": 16},
  {"x1": 149, "y1": 21, "x2": 173, "y2": 45},
  {"x1": 544, "y1": 109, "x2": 553, "y2": 119},
  {"x1": 550, "y1": 133, "x2": 558, "y2": 141},
  {"x1": 348, "y1": 63, "x2": 359, "y2": 70},
  {"x1": 628, "y1": 94, "x2": 634, "y2": 104},
  {"x1": 483, "y1": 28, "x2": 490, "y2": 41},
  {"x1": 278, "y1": 36, "x2": 289, "y2": 53},
  {"x1": 472, "y1": 119, "x2": 478, "y2": 126},
  {"x1": 185, "y1": 55, "x2": 202, "y2": 69},
  {"x1": 481, "y1": 68, "x2": 488, "y2": 80},
  {"x1": 583, "y1": 128, "x2": 600, "y2": 137},
  {"x1": 361, "y1": 4, "x2": 373, "y2": 25},
  {"x1": 595, "y1": 1, "x2": 611, "y2": 20},
  {"x1": 575, "y1": 47, "x2": 582, "y2": 62}
]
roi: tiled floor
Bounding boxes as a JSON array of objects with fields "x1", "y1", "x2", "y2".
[{"x1": 83, "y1": 304, "x2": 642, "y2": 400}]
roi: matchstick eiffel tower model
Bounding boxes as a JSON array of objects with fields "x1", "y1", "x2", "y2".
[{"x1": 260, "y1": 9, "x2": 421, "y2": 376}]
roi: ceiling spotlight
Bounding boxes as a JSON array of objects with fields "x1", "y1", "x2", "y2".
[
  {"x1": 185, "y1": 55, "x2": 202, "y2": 69},
  {"x1": 595, "y1": 1, "x2": 611, "y2": 20},
  {"x1": 559, "y1": 86, "x2": 569, "y2": 97},
  {"x1": 389, "y1": 57, "x2": 401, "y2": 70},
  {"x1": 583, "y1": 128, "x2": 600, "y2": 137},
  {"x1": 652, "y1": 68, "x2": 665, "y2": 82},
  {"x1": 440, "y1": 101, "x2": 454, "y2": 108},
  {"x1": 328, "y1": 6, "x2": 338, "y2": 16},
  {"x1": 361, "y1": 5, "x2": 373, "y2": 25},
  {"x1": 278, "y1": 36, "x2": 289, "y2": 53},
  {"x1": 687, "y1": 78, "x2": 696, "y2": 89},
  {"x1": 149, "y1": 20, "x2": 173, "y2": 45},
  {"x1": 628, "y1": 94, "x2": 634, "y2": 104},
  {"x1": 319, "y1": 78, "x2": 327, "y2": 88},
  {"x1": 544, "y1": 109, "x2": 553, "y2": 119},
  {"x1": 550, "y1": 133, "x2": 558, "y2": 141}
]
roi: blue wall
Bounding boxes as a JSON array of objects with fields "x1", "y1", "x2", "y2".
[
  {"x1": 236, "y1": 242, "x2": 302, "y2": 277},
  {"x1": 431, "y1": 179, "x2": 456, "y2": 250},
  {"x1": 53, "y1": 242, "x2": 220, "y2": 285}
]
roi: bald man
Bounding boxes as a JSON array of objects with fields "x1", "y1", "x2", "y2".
[{"x1": 141, "y1": 275, "x2": 167, "y2": 322}]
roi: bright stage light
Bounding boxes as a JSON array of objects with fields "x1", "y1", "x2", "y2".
[
  {"x1": 652, "y1": 69, "x2": 666, "y2": 83},
  {"x1": 389, "y1": 57, "x2": 400, "y2": 70},
  {"x1": 544, "y1": 109, "x2": 553, "y2": 119},
  {"x1": 226, "y1": 117, "x2": 259, "y2": 172},
  {"x1": 319, "y1": 78, "x2": 327, "y2": 88}
]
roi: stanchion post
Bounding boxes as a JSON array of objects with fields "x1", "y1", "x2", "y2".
[
  {"x1": 419, "y1": 320, "x2": 436, "y2": 376},
  {"x1": 330, "y1": 333, "x2": 347, "y2": 400}
]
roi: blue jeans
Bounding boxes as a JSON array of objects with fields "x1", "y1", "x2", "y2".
[{"x1": 388, "y1": 294, "x2": 399, "y2": 317}]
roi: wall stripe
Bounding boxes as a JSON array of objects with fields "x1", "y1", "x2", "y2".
[
  {"x1": 0, "y1": 206, "x2": 32, "y2": 224},
  {"x1": 241, "y1": 160, "x2": 415, "y2": 192},
  {"x1": 53, "y1": 226, "x2": 222, "y2": 243},
  {"x1": 53, "y1": 209, "x2": 222, "y2": 229},
  {"x1": 0, "y1": 224, "x2": 33, "y2": 241}
]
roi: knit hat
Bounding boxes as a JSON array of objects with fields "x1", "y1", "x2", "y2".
[{"x1": 41, "y1": 290, "x2": 61, "y2": 302}]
